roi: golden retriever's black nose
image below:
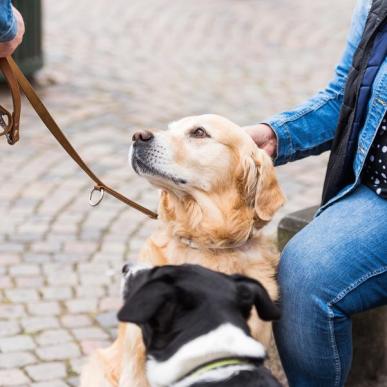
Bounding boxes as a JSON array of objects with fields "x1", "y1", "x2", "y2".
[{"x1": 132, "y1": 130, "x2": 154, "y2": 143}]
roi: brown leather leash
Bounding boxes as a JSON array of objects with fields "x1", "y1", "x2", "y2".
[{"x1": 0, "y1": 56, "x2": 157, "y2": 219}]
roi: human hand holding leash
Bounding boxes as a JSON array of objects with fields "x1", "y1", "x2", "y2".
[{"x1": 0, "y1": 6, "x2": 25, "y2": 57}]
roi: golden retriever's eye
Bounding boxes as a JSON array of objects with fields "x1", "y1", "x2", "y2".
[{"x1": 190, "y1": 127, "x2": 209, "y2": 138}]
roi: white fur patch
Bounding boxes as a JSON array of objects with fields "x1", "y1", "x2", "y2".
[
  {"x1": 171, "y1": 364, "x2": 256, "y2": 387},
  {"x1": 146, "y1": 323, "x2": 266, "y2": 387}
]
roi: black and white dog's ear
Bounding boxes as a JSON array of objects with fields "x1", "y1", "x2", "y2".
[
  {"x1": 117, "y1": 280, "x2": 175, "y2": 324},
  {"x1": 232, "y1": 275, "x2": 281, "y2": 321}
]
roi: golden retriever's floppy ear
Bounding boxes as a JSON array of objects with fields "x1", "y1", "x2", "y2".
[{"x1": 252, "y1": 150, "x2": 285, "y2": 222}]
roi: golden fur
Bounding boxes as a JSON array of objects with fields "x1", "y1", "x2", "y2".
[{"x1": 81, "y1": 114, "x2": 285, "y2": 387}]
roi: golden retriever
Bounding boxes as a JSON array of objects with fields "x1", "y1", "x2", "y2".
[{"x1": 81, "y1": 114, "x2": 285, "y2": 387}]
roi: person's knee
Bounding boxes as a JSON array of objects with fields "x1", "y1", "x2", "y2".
[
  {"x1": 279, "y1": 233, "x2": 315, "y2": 285},
  {"x1": 278, "y1": 229, "x2": 331, "y2": 307}
]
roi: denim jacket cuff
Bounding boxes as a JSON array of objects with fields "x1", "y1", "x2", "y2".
[
  {"x1": 0, "y1": 13, "x2": 17, "y2": 42},
  {"x1": 262, "y1": 118, "x2": 294, "y2": 166}
]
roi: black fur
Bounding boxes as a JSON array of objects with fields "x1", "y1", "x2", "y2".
[{"x1": 118, "y1": 264, "x2": 282, "y2": 386}]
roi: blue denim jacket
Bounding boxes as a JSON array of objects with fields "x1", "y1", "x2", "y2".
[
  {"x1": 265, "y1": 0, "x2": 387, "y2": 214},
  {"x1": 0, "y1": 0, "x2": 16, "y2": 42}
]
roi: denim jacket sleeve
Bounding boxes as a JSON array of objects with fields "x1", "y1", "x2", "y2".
[
  {"x1": 264, "y1": 0, "x2": 372, "y2": 166},
  {"x1": 0, "y1": 0, "x2": 16, "y2": 42}
]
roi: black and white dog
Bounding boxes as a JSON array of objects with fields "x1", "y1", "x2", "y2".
[{"x1": 118, "y1": 264, "x2": 282, "y2": 387}]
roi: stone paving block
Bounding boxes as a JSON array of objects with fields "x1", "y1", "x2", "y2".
[
  {"x1": 0, "y1": 244, "x2": 24, "y2": 254},
  {"x1": 42, "y1": 263, "x2": 73, "y2": 274},
  {"x1": 77, "y1": 262, "x2": 110, "y2": 273},
  {"x1": 66, "y1": 377, "x2": 78, "y2": 387},
  {"x1": 0, "y1": 335, "x2": 35, "y2": 352},
  {"x1": 22, "y1": 254, "x2": 52, "y2": 264},
  {"x1": 0, "y1": 276, "x2": 13, "y2": 289},
  {"x1": 76, "y1": 285, "x2": 105, "y2": 298},
  {"x1": 62, "y1": 241, "x2": 97, "y2": 255},
  {"x1": 96, "y1": 311, "x2": 117, "y2": 328},
  {"x1": 27, "y1": 302, "x2": 61, "y2": 316},
  {"x1": 5, "y1": 289, "x2": 40, "y2": 303},
  {"x1": 30, "y1": 241, "x2": 63, "y2": 254},
  {"x1": 99, "y1": 297, "x2": 122, "y2": 312},
  {"x1": 41, "y1": 287, "x2": 73, "y2": 301},
  {"x1": 0, "y1": 254, "x2": 21, "y2": 265},
  {"x1": 0, "y1": 369, "x2": 30, "y2": 385},
  {"x1": 21, "y1": 317, "x2": 60, "y2": 334},
  {"x1": 0, "y1": 305, "x2": 26, "y2": 319},
  {"x1": 72, "y1": 327, "x2": 109, "y2": 341},
  {"x1": 60, "y1": 314, "x2": 93, "y2": 328},
  {"x1": 46, "y1": 273, "x2": 78, "y2": 286},
  {"x1": 36, "y1": 343, "x2": 81, "y2": 361},
  {"x1": 15, "y1": 275, "x2": 45, "y2": 288},
  {"x1": 65, "y1": 299, "x2": 98, "y2": 314},
  {"x1": 9, "y1": 265, "x2": 41, "y2": 277},
  {"x1": 79, "y1": 273, "x2": 111, "y2": 286},
  {"x1": 53, "y1": 253, "x2": 88, "y2": 264},
  {"x1": 99, "y1": 241, "x2": 126, "y2": 255},
  {"x1": 35, "y1": 329, "x2": 73, "y2": 346},
  {"x1": 31, "y1": 381, "x2": 70, "y2": 387},
  {"x1": 0, "y1": 321, "x2": 21, "y2": 337},
  {"x1": 0, "y1": 352, "x2": 37, "y2": 369},
  {"x1": 105, "y1": 285, "x2": 121, "y2": 298},
  {"x1": 25, "y1": 362, "x2": 66, "y2": 382}
]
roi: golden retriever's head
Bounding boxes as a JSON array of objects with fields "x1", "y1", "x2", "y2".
[{"x1": 129, "y1": 114, "x2": 285, "y2": 248}]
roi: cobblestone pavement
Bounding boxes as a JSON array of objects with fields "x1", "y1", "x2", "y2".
[{"x1": 0, "y1": 0, "x2": 360, "y2": 386}]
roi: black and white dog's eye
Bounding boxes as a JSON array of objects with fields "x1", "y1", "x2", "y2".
[{"x1": 190, "y1": 127, "x2": 209, "y2": 138}]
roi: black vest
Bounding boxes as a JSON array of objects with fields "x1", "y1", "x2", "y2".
[{"x1": 321, "y1": 0, "x2": 387, "y2": 205}]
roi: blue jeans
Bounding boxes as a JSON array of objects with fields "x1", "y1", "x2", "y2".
[{"x1": 274, "y1": 184, "x2": 387, "y2": 387}]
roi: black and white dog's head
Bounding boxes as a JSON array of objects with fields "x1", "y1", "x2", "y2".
[{"x1": 118, "y1": 264, "x2": 280, "y2": 387}]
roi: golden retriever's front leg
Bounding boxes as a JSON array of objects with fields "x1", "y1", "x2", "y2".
[
  {"x1": 80, "y1": 324, "x2": 150, "y2": 387},
  {"x1": 119, "y1": 323, "x2": 150, "y2": 387},
  {"x1": 248, "y1": 310, "x2": 273, "y2": 348},
  {"x1": 81, "y1": 351, "x2": 115, "y2": 387}
]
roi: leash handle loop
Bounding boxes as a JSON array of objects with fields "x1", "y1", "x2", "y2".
[{"x1": 0, "y1": 56, "x2": 157, "y2": 219}]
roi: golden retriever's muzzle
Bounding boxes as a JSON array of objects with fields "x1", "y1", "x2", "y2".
[{"x1": 130, "y1": 130, "x2": 187, "y2": 185}]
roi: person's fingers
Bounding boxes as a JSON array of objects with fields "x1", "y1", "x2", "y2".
[
  {"x1": 243, "y1": 125, "x2": 266, "y2": 147},
  {"x1": 260, "y1": 142, "x2": 277, "y2": 157},
  {"x1": 13, "y1": 6, "x2": 25, "y2": 44},
  {"x1": 0, "y1": 7, "x2": 25, "y2": 57},
  {"x1": 242, "y1": 124, "x2": 277, "y2": 157},
  {"x1": 0, "y1": 41, "x2": 17, "y2": 57}
]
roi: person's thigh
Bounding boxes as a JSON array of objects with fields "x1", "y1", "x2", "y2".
[{"x1": 274, "y1": 185, "x2": 387, "y2": 387}]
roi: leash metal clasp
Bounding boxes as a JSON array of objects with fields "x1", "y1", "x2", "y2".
[
  {"x1": 0, "y1": 113, "x2": 6, "y2": 134},
  {"x1": 89, "y1": 186, "x2": 105, "y2": 207},
  {"x1": 0, "y1": 106, "x2": 12, "y2": 142}
]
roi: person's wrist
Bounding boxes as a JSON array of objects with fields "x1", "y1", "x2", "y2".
[{"x1": 243, "y1": 123, "x2": 278, "y2": 158}]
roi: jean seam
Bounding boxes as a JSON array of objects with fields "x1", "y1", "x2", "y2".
[
  {"x1": 327, "y1": 305, "x2": 342, "y2": 387},
  {"x1": 327, "y1": 266, "x2": 387, "y2": 387},
  {"x1": 330, "y1": 266, "x2": 387, "y2": 305}
]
